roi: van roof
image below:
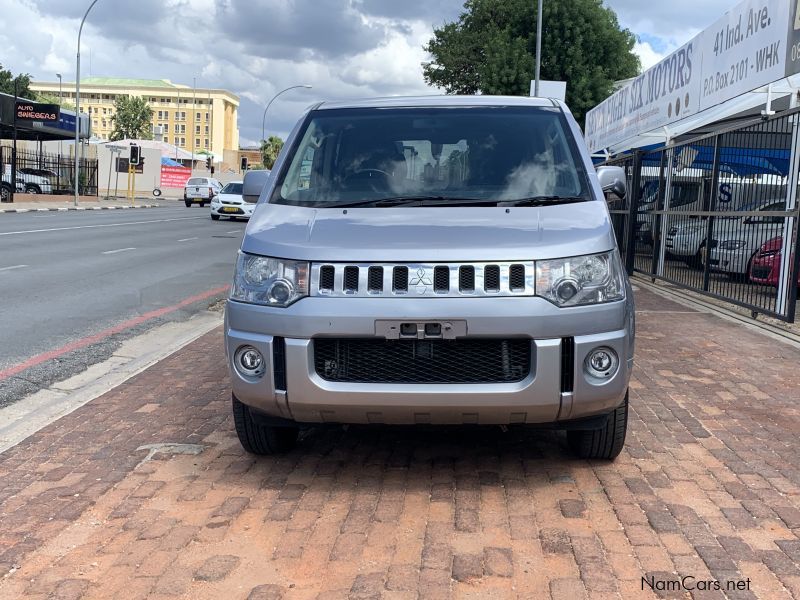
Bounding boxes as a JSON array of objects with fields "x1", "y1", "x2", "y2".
[{"x1": 313, "y1": 95, "x2": 559, "y2": 111}]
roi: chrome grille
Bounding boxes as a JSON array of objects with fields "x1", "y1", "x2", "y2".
[{"x1": 311, "y1": 262, "x2": 535, "y2": 298}]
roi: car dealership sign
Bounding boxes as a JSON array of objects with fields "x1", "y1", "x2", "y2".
[
  {"x1": 14, "y1": 101, "x2": 60, "y2": 123},
  {"x1": 586, "y1": 0, "x2": 793, "y2": 153}
]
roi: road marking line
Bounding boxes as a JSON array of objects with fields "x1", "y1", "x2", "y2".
[
  {"x1": 102, "y1": 247, "x2": 136, "y2": 255},
  {"x1": 0, "y1": 264, "x2": 27, "y2": 272},
  {"x1": 0, "y1": 285, "x2": 230, "y2": 383},
  {"x1": 0, "y1": 216, "x2": 204, "y2": 237},
  {"x1": 177, "y1": 237, "x2": 198, "y2": 242},
  {"x1": 226, "y1": 230, "x2": 241, "y2": 234}
]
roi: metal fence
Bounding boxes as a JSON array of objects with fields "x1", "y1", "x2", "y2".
[
  {"x1": 602, "y1": 107, "x2": 800, "y2": 322},
  {"x1": 0, "y1": 146, "x2": 98, "y2": 200}
]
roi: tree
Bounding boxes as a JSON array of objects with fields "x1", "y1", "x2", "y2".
[
  {"x1": 423, "y1": 0, "x2": 640, "y2": 124},
  {"x1": 109, "y1": 95, "x2": 153, "y2": 141},
  {"x1": 261, "y1": 135, "x2": 284, "y2": 169},
  {"x1": 0, "y1": 64, "x2": 33, "y2": 98}
]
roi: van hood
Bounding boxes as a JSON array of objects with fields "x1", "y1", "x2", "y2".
[{"x1": 241, "y1": 201, "x2": 616, "y2": 262}]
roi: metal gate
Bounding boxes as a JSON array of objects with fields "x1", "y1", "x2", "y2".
[{"x1": 603, "y1": 107, "x2": 800, "y2": 322}]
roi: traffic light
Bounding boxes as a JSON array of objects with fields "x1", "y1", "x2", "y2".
[
  {"x1": 130, "y1": 144, "x2": 141, "y2": 165},
  {"x1": 206, "y1": 157, "x2": 212, "y2": 170},
  {"x1": 240, "y1": 156, "x2": 248, "y2": 172}
]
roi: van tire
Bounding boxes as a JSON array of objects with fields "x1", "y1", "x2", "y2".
[
  {"x1": 211, "y1": 214, "x2": 220, "y2": 220},
  {"x1": 232, "y1": 395, "x2": 298, "y2": 455},
  {"x1": 25, "y1": 184, "x2": 41, "y2": 194},
  {"x1": 567, "y1": 392, "x2": 628, "y2": 460},
  {"x1": 184, "y1": 200, "x2": 192, "y2": 207},
  {"x1": 0, "y1": 183, "x2": 11, "y2": 202}
]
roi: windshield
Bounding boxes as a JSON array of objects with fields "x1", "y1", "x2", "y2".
[
  {"x1": 270, "y1": 106, "x2": 589, "y2": 207},
  {"x1": 222, "y1": 183, "x2": 243, "y2": 194}
]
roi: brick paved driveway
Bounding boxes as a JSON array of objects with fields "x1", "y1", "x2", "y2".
[{"x1": 0, "y1": 286, "x2": 798, "y2": 600}]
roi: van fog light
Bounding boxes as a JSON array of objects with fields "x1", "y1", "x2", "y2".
[
  {"x1": 235, "y1": 346, "x2": 265, "y2": 378},
  {"x1": 585, "y1": 347, "x2": 618, "y2": 379}
]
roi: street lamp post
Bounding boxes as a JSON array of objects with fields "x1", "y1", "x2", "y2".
[
  {"x1": 261, "y1": 85, "x2": 312, "y2": 145},
  {"x1": 74, "y1": 0, "x2": 101, "y2": 207},
  {"x1": 534, "y1": 0, "x2": 543, "y2": 96},
  {"x1": 57, "y1": 73, "x2": 63, "y2": 161}
]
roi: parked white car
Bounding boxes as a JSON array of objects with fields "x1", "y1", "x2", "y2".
[
  {"x1": 184, "y1": 176, "x2": 222, "y2": 207},
  {"x1": 2, "y1": 165, "x2": 52, "y2": 196},
  {"x1": 666, "y1": 199, "x2": 786, "y2": 267},
  {"x1": 707, "y1": 200, "x2": 786, "y2": 277},
  {"x1": 210, "y1": 181, "x2": 255, "y2": 220}
]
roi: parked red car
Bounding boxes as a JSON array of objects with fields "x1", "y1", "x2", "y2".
[{"x1": 749, "y1": 236, "x2": 799, "y2": 286}]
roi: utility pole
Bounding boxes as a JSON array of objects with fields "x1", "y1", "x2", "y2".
[
  {"x1": 75, "y1": 0, "x2": 101, "y2": 206},
  {"x1": 534, "y1": 0, "x2": 543, "y2": 96},
  {"x1": 57, "y1": 73, "x2": 63, "y2": 161},
  {"x1": 191, "y1": 77, "x2": 196, "y2": 175}
]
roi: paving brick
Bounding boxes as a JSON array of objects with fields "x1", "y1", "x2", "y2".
[
  {"x1": 247, "y1": 584, "x2": 284, "y2": 600},
  {"x1": 0, "y1": 289, "x2": 799, "y2": 599},
  {"x1": 193, "y1": 554, "x2": 240, "y2": 582},
  {"x1": 559, "y1": 499, "x2": 586, "y2": 519},
  {"x1": 483, "y1": 546, "x2": 513, "y2": 577},
  {"x1": 452, "y1": 553, "x2": 482, "y2": 582}
]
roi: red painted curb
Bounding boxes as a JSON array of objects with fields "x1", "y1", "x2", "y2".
[{"x1": 0, "y1": 285, "x2": 229, "y2": 383}]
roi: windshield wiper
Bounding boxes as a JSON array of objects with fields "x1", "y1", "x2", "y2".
[
  {"x1": 499, "y1": 196, "x2": 589, "y2": 207},
  {"x1": 324, "y1": 196, "x2": 493, "y2": 208}
]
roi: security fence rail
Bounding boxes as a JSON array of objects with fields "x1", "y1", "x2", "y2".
[
  {"x1": 602, "y1": 106, "x2": 800, "y2": 322},
  {"x1": 0, "y1": 146, "x2": 98, "y2": 201}
]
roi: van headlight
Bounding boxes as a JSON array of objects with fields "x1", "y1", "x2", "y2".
[
  {"x1": 535, "y1": 251, "x2": 625, "y2": 307},
  {"x1": 231, "y1": 253, "x2": 309, "y2": 307}
]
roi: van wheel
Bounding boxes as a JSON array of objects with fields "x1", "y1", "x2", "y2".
[
  {"x1": 184, "y1": 200, "x2": 192, "y2": 207},
  {"x1": 567, "y1": 392, "x2": 628, "y2": 460},
  {"x1": 25, "y1": 184, "x2": 41, "y2": 194},
  {"x1": 0, "y1": 184, "x2": 11, "y2": 202},
  {"x1": 211, "y1": 214, "x2": 220, "y2": 220},
  {"x1": 232, "y1": 395, "x2": 298, "y2": 455}
]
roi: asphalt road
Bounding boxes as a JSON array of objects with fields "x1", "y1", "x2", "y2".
[{"x1": 0, "y1": 204, "x2": 246, "y2": 405}]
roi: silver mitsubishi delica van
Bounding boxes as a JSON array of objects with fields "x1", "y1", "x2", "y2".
[{"x1": 225, "y1": 96, "x2": 634, "y2": 460}]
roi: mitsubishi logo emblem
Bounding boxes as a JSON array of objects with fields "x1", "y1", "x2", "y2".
[{"x1": 409, "y1": 268, "x2": 432, "y2": 294}]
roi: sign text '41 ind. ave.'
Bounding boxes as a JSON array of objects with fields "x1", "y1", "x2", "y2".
[{"x1": 585, "y1": 0, "x2": 793, "y2": 153}]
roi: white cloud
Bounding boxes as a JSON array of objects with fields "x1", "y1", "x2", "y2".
[{"x1": 2, "y1": 0, "x2": 738, "y2": 144}]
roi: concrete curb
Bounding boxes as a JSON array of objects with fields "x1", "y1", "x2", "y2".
[{"x1": 0, "y1": 204, "x2": 161, "y2": 213}]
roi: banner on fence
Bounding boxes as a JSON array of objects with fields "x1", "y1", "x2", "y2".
[
  {"x1": 586, "y1": 0, "x2": 792, "y2": 153},
  {"x1": 160, "y1": 166, "x2": 192, "y2": 188}
]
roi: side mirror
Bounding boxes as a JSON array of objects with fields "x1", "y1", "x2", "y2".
[
  {"x1": 242, "y1": 169, "x2": 272, "y2": 204},
  {"x1": 596, "y1": 165, "x2": 627, "y2": 199}
]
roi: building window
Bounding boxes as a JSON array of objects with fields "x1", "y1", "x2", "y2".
[
  {"x1": 163, "y1": 123, "x2": 169, "y2": 133},
  {"x1": 204, "y1": 126, "x2": 209, "y2": 134},
  {"x1": 205, "y1": 112, "x2": 209, "y2": 121},
  {"x1": 181, "y1": 111, "x2": 186, "y2": 120},
  {"x1": 195, "y1": 125, "x2": 200, "y2": 134},
  {"x1": 195, "y1": 138, "x2": 200, "y2": 148},
  {"x1": 204, "y1": 139, "x2": 209, "y2": 149},
  {"x1": 196, "y1": 112, "x2": 201, "y2": 121},
  {"x1": 181, "y1": 137, "x2": 186, "y2": 146},
  {"x1": 180, "y1": 124, "x2": 186, "y2": 134},
  {"x1": 164, "y1": 136, "x2": 169, "y2": 144}
]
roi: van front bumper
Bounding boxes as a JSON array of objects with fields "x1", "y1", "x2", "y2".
[{"x1": 224, "y1": 295, "x2": 634, "y2": 426}]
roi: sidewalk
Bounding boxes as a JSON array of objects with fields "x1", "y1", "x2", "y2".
[
  {"x1": 0, "y1": 286, "x2": 798, "y2": 599},
  {"x1": 0, "y1": 198, "x2": 162, "y2": 213}
]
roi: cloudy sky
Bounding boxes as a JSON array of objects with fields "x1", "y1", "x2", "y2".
[{"x1": 1, "y1": 0, "x2": 737, "y2": 145}]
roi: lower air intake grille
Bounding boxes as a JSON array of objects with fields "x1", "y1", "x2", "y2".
[
  {"x1": 314, "y1": 338, "x2": 531, "y2": 383},
  {"x1": 319, "y1": 266, "x2": 335, "y2": 291},
  {"x1": 273, "y1": 337, "x2": 287, "y2": 391}
]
